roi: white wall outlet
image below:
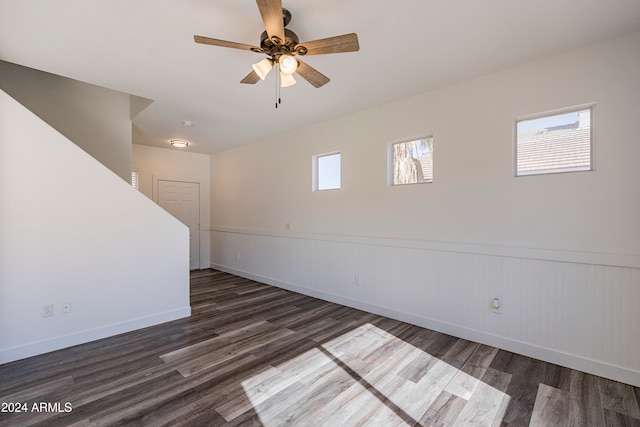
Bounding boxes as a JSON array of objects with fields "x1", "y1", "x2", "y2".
[
  {"x1": 61, "y1": 301, "x2": 71, "y2": 314},
  {"x1": 236, "y1": 252, "x2": 240, "y2": 262},
  {"x1": 355, "y1": 275, "x2": 361, "y2": 286},
  {"x1": 42, "y1": 303, "x2": 54, "y2": 317},
  {"x1": 490, "y1": 297, "x2": 503, "y2": 314},
  {"x1": 285, "y1": 222, "x2": 292, "y2": 231}
]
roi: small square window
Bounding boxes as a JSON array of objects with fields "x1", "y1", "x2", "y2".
[
  {"x1": 390, "y1": 137, "x2": 433, "y2": 185},
  {"x1": 313, "y1": 152, "x2": 341, "y2": 191},
  {"x1": 515, "y1": 107, "x2": 593, "y2": 176}
]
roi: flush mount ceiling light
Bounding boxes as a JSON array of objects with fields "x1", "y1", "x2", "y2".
[{"x1": 170, "y1": 139, "x2": 189, "y2": 148}]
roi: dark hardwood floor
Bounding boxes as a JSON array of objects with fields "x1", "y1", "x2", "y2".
[{"x1": 1, "y1": 269, "x2": 639, "y2": 426}]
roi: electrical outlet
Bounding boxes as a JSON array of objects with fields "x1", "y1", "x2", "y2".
[
  {"x1": 42, "y1": 304, "x2": 54, "y2": 317},
  {"x1": 490, "y1": 297, "x2": 503, "y2": 314},
  {"x1": 285, "y1": 222, "x2": 292, "y2": 231},
  {"x1": 61, "y1": 301, "x2": 71, "y2": 314},
  {"x1": 355, "y1": 275, "x2": 361, "y2": 286},
  {"x1": 236, "y1": 252, "x2": 240, "y2": 262}
]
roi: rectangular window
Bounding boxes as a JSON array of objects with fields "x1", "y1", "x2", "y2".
[
  {"x1": 515, "y1": 106, "x2": 593, "y2": 176},
  {"x1": 390, "y1": 137, "x2": 433, "y2": 185},
  {"x1": 131, "y1": 169, "x2": 139, "y2": 190},
  {"x1": 313, "y1": 152, "x2": 341, "y2": 191}
]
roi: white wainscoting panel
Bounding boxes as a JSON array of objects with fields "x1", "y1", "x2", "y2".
[{"x1": 210, "y1": 228, "x2": 640, "y2": 387}]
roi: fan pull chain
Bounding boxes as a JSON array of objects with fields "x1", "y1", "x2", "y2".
[{"x1": 275, "y1": 64, "x2": 281, "y2": 109}]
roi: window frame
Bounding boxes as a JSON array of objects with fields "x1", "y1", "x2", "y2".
[
  {"x1": 388, "y1": 135, "x2": 434, "y2": 186},
  {"x1": 131, "y1": 168, "x2": 139, "y2": 190},
  {"x1": 312, "y1": 151, "x2": 341, "y2": 192},
  {"x1": 513, "y1": 104, "x2": 595, "y2": 177}
]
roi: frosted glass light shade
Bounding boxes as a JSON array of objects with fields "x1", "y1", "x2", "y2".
[
  {"x1": 170, "y1": 140, "x2": 188, "y2": 148},
  {"x1": 278, "y1": 55, "x2": 298, "y2": 75},
  {"x1": 280, "y1": 72, "x2": 296, "y2": 87},
  {"x1": 252, "y1": 58, "x2": 273, "y2": 80}
]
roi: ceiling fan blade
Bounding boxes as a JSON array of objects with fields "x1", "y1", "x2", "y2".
[
  {"x1": 296, "y1": 33, "x2": 359, "y2": 56},
  {"x1": 194, "y1": 35, "x2": 259, "y2": 52},
  {"x1": 256, "y1": 0, "x2": 285, "y2": 43},
  {"x1": 296, "y1": 59, "x2": 330, "y2": 88},
  {"x1": 240, "y1": 70, "x2": 261, "y2": 84}
]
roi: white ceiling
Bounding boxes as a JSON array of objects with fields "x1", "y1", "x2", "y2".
[{"x1": 1, "y1": 0, "x2": 640, "y2": 154}]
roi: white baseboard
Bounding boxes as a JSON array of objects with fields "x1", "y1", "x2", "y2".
[
  {"x1": 0, "y1": 307, "x2": 191, "y2": 365},
  {"x1": 212, "y1": 263, "x2": 640, "y2": 388}
]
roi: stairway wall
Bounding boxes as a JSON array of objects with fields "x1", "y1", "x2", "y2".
[
  {"x1": 0, "y1": 87, "x2": 190, "y2": 363},
  {"x1": 0, "y1": 60, "x2": 133, "y2": 182}
]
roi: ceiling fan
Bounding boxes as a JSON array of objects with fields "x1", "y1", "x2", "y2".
[{"x1": 194, "y1": 0, "x2": 359, "y2": 89}]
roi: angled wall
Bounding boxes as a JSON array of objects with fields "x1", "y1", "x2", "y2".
[
  {"x1": 0, "y1": 60, "x2": 133, "y2": 182},
  {"x1": 0, "y1": 89, "x2": 190, "y2": 363}
]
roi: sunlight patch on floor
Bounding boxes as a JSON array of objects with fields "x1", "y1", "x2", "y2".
[{"x1": 240, "y1": 323, "x2": 511, "y2": 426}]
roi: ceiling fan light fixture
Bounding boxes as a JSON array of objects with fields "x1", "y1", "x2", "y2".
[
  {"x1": 278, "y1": 54, "x2": 298, "y2": 75},
  {"x1": 280, "y1": 72, "x2": 296, "y2": 88},
  {"x1": 252, "y1": 58, "x2": 273, "y2": 80},
  {"x1": 170, "y1": 139, "x2": 189, "y2": 148}
]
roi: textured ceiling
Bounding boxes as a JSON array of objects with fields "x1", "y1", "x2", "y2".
[{"x1": 1, "y1": 0, "x2": 639, "y2": 154}]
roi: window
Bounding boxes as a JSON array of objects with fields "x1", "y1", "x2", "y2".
[
  {"x1": 313, "y1": 152, "x2": 341, "y2": 191},
  {"x1": 131, "y1": 169, "x2": 139, "y2": 190},
  {"x1": 390, "y1": 137, "x2": 433, "y2": 185},
  {"x1": 515, "y1": 106, "x2": 593, "y2": 176}
]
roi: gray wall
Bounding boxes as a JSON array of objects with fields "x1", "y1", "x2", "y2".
[{"x1": 0, "y1": 60, "x2": 132, "y2": 182}]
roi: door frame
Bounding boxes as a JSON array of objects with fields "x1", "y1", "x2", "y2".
[{"x1": 152, "y1": 175, "x2": 203, "y2": 270}]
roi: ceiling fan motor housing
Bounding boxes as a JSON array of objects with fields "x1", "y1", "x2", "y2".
[
  {"x1": 258, "y1": 8, "x2": 308, "y2": 59},
  {"x1": 259, "y1": 28, "x2": 299, "y2": 50}
]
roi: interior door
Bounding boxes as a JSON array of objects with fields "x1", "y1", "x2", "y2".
[{"x1": 157, "y1": 180, "x2": 200, "y2": 270}]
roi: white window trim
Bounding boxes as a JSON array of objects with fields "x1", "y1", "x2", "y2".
[
  {"x1": 387, "y1": 135, "x2": 434, "y2": 186},
  {"x1": 513, "y1": 103, "x2": 595, "y2": 177},
  {"x1": 131, "y1": 168, "x2": 139, "y2": 190},
  {"x1": 312, "y1": 151, "x2": 341, "y2": 192}
]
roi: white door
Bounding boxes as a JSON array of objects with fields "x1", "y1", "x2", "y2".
[{"x1": 157, "y1": 180, "x2": 200, "y2": 270}]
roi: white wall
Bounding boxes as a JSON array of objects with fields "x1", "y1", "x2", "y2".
[
  {"x1": 132, "y1": 144, "x2": 211, "y2": 268},
  {"x1": 211, "y1": 32, "x2": 640, "y2": 386},
  {"x1": 0, "y1": 60, "x2": 133, "y2": 182},
  {"x1": 0, "y1": 89, "x2": 190, "y2": 363}
]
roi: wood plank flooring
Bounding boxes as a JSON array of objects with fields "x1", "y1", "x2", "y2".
[{"x1": 1, "y1": 269, "x2": 639, "y2": 426}]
